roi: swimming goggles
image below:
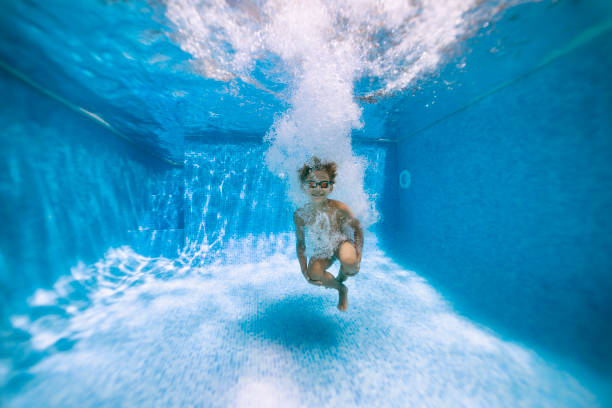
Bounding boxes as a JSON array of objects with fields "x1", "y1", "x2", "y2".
[{"x1": 305, "y1": 180, "x2": 332, "y2": 189}]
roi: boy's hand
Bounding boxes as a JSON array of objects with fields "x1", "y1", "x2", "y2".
[{"x1": 302, "y1": 269, "x2": 323, "y2": 286}]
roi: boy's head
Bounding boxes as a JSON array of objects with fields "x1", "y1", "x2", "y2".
[{"x1": 298, "y1": 157, "x2": 337, "y2": 203}]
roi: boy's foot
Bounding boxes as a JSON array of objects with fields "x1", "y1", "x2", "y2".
[{"x1": 337, "y1": 284, "x2": 348, "y2": 311}]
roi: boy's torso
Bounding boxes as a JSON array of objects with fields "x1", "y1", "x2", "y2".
[
  {"x1": 298, "y1": 200, "x2": 354, "y2": 258},
  {"x1": 297, "y1": 200, "x2": 347, "y2": 232}
]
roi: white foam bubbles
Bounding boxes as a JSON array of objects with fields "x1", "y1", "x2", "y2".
[
  {"x1": 165, "y1": 0, "x2": 528, "y2": 225},
  {"x1": 166, "y1": 0, "x2": 522, "y2": 95}
]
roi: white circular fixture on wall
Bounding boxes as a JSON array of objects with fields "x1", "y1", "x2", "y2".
[{"x1": 399, "y1": 170, "x2": 411, "y2": 189}]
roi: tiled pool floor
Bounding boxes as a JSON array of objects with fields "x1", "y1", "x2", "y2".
[{"x1": 3, "y1": 242, "x2": 597, "y2": 407}]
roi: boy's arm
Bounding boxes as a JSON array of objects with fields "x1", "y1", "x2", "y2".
[
  {"x1": 350, "y1": 216, "x2": 364, "y2": 271},
  {"x1": 293, "y1": 211, "x2": 312, "y2": 282}
]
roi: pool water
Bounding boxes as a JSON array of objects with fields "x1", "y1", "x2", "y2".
[{"x1": 1, "y1": 0, "x2": 611, "y2": 407}]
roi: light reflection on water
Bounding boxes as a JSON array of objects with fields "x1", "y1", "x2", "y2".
[{"x1": 1, "y1": 241, "x2": 597, "y2": 407}]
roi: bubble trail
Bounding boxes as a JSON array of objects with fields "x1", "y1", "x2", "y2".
[{"x1": 166, "y1": 0, "x2": 527, "y2": 224}]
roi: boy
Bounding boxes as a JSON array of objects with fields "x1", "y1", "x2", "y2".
[{"x1": 293, "y1": 157, "x2": 363, "y2": 311}]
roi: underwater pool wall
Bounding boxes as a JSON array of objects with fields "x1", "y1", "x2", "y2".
[
  {"x1": 0, "y1": 64, "x2": 398, "y2": 316},
  {"x1": 0, "y1": 70, "x2": 183, "y2": 310},
  {"x1": 394, "y1": 22, "x2": 612, "y2": 378}
]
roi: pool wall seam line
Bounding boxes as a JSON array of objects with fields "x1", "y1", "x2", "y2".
[
  {"x1": 127, "y1": 228, "x2": 185, "y2": 232},
  {"x1": 0, "y1": 59, "x2": 183, "y2": 168},
  {"x1": 393, "y1": 19, "x2": 612, "y2": 144},
  {"x1": 184, "y1": 134, "x2": 398, "y2": 144}
]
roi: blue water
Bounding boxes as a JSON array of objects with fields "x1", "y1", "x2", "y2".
[{"x1": 1, "y1": 0, "x2": 611, "y2": 407}]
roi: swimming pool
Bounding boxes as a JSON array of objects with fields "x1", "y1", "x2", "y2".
[{"x1": 1, "y1": 0, "x2": 611, "y2": 407}]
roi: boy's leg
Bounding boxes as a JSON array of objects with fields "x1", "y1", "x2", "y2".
[
  {"x1": 336, "y1": 241, "x2": 359, "y2": 283},
  {"x1": 308, "y1": 258, "x2": 348, "y2": 311}
]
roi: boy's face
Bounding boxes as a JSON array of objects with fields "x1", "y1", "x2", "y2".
[{"x1": 303, "y1": 170, "x2": 333, "y2": 203}]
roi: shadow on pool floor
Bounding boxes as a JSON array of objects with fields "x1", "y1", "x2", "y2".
[{"x1": 238, "y1": 295, "x2": 343, "y2": 350}]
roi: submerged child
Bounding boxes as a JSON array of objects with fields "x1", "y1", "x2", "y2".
[{"x1": 293, "y1": 157, "x2": 363, "y2": 311}]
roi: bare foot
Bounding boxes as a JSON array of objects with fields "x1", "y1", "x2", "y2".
[{"x1": 337, "y1": 284, "x2": 348, "y2": 311}]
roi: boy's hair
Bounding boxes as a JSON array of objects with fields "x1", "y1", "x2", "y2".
[{"x1": 298, "y1": 157, "x2": 337, "y2": 184}]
